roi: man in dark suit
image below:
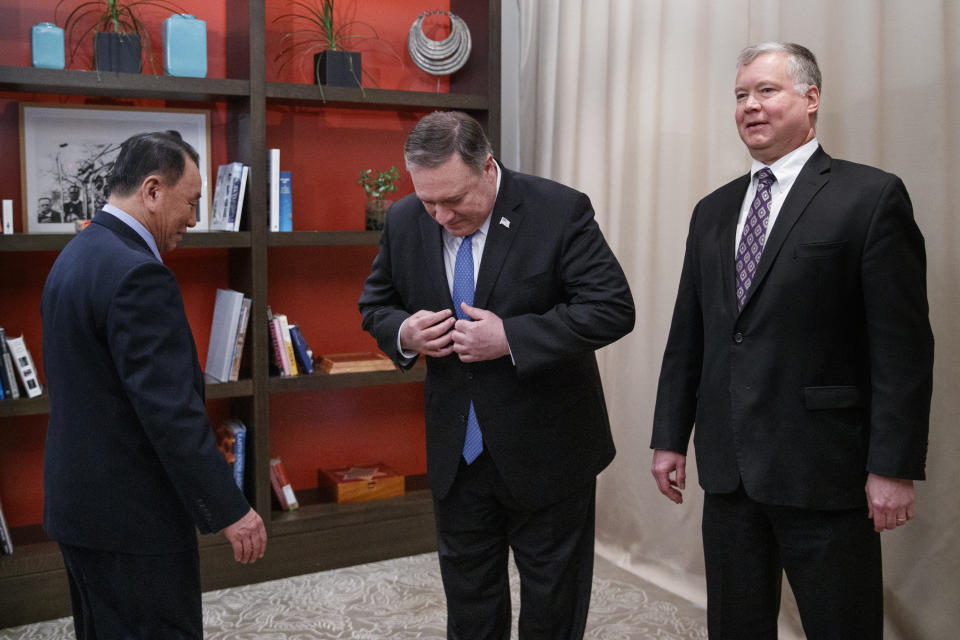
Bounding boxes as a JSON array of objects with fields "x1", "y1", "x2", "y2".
[
  {"x1": 42, "y1": 131, "x2": 266, "y2": 639},
  {"x1": 359, "y1": 111, "x2": 634, "y2": 639},
  {"x1": 650, "y1": 42, "x2": 933, "y2": 638}
]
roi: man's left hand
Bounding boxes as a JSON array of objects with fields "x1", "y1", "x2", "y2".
[
  {"x1": 865, "y1": 473, "x2": 915, "y2": 532},
  {"x1": 451, "y1": 303, "x2": 510, "y2": 362}
]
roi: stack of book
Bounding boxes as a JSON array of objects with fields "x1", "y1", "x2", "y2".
[
  {"x1": 204, "y1": 289, "x2": 252, "y2": 383},
  {"x1": 267, "y1": 308, "x2": 314, "y2": 377},
  {"x1": 0, "y1": 327, "x2": 42, "y2": 400}
]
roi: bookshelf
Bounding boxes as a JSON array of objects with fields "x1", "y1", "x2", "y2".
[{"x1": 0, "y1": 0, "x2": 500, "y2": 627}]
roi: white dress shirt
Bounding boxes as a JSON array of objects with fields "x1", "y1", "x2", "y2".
[{"x1": 734, "y1": 138, "x2": 820, "y2": 257}]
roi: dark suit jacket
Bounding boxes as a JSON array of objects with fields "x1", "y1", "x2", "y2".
[
  {"x1": 42, "y1": 212, "x2": 250, "y2": 554},
  {"x1": 652, "y1": 147, "x2": 933, "y2": 510},
  {"x1": 359, "y1": 165, "x2": 635, "y2": 510}
]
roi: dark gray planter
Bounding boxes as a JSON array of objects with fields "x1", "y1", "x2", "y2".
[
  {"x1": 94, "y1": 32, "x2": 142, "y2": 73},
  {"x1": 313, "y1": 50, "x2": 361, "y2": 87}
]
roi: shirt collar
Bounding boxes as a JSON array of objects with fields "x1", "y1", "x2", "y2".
[
  {"x1": 102, "y1": 203, "x2": 163, "y2": 263},
  {"x1": 750, "y1": 138, "x2": 820, "y2": 192}
]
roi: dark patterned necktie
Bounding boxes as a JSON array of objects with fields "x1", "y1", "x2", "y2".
[
  {"x1": 735, "y1": 168, "x2": 776, "y2": 310},
  {"x1": 452, "y1": 234, "x2": 483, "y2": 463}
]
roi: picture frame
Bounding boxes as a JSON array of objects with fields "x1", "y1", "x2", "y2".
[{"x1": 19, "y1": 103, "x2": 212, "y2": 234}]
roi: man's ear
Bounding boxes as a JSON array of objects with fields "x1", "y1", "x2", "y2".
[
  {"x1": 806, "y1": 84, "x2": 821, "y2": 117},
  {"x1": 140, "y1": 175, "x2": 163, "y2": 211}
]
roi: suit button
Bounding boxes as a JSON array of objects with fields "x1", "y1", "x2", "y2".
[
  {"x1": 733, "y1": 332, "x2": 744, "y2": 343},
  {"x1": 466, "y1": 372, "x2": 474, "y2": 380},
  {"x1": 459, "y1": 414, "x2": 466, "y2": 423}
]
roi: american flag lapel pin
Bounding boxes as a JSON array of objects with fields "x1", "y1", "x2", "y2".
[{"x1": 499, "y1": 216, "x2": 510, "y2": 229}]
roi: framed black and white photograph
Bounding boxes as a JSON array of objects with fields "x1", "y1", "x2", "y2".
[{"x1": 19, "y1": 103, "x2": 211, "y2": 234}]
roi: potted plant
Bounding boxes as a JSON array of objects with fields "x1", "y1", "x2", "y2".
[
  {"x1": 56, "y1": 0, "x2": 187, "y2": 73},
  {"x1": 358, "y1": 166, "x2": 400, "y2": 231},
  {"x1": 274, "y1": 0, "x2": 401, "y2": 89}
]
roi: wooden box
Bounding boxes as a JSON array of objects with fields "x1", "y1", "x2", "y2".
[{"x1": 318, "y1": 463, "x2": 405, "y2": 503}]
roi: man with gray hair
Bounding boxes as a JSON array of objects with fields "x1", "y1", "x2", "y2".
[
  {"x1": 360, "y1": 111, "x2": 634, "y2": 638},
  {"x1": 650, "y1": 42, "x2": 932, "y2": 637}
]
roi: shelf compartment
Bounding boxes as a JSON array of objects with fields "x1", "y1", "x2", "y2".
[
  {"x1": 267, "y1": 230, "x2": 380, "y2": 247},
  {"x1": 268, "y1": 361, "x2": 426, "y2": 394},
  {"x1": 0, "y1": 231, "x2": 252, "y2": 252},
  {"x1": 270, "y1": 487, "x2": 433, "y2": 536},
  {"x1": 266, "y1": 82, "x2": 487, "y2": 111},
  {"x1": 0, "y1": 66, "x2": 249, "y2": 102}
]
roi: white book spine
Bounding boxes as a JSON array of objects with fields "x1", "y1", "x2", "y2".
[
  {"x1": 1, "y1": 200, "x2": 12, "y2": 234},
  {"x1": 5, "y1": 335, "x2": 42, "y2": 398},
  {"x1": 268, "y1": 149, "x2": 280, "y2": 232}
]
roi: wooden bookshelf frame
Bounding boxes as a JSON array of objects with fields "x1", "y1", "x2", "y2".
[{"x1": 0, "y1": 0, "x2": 499, "y2": 628}]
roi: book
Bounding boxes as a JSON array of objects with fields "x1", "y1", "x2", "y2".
[
  {"x1": 0, "y1": 328, "x2": 18, "y2": 399},
  {"x1": 2, "y1": 200, "x2": 12, "y2": 234},
  {"x1": 278, "y1": 171, "x2": 292, "y2": 232},
  {"x1": 209, "y1": 164, "x2": 231, "y2": 231},
  {"x1": 270, "y1": 458, "x2": 299, "y2": 510},
  {"x1": 275, "y1": 314, "x2": 299, "y2": 376},
  {"x1": 269, "y1": 316, "x2": 292, "y2": 376},
  {"x1": 214, "y1": 419, "x2": 247, "y2": 491},
  {"x1": 0, "y1": 497, "x2": 12, "y2": 555},
  {"x1": 205, "y1": 288, "x2": 246, "y2": 382},
  {"x1": 232, "y1": 165, "x2": 250, "y2": 232},
  {"x1": 268, "y1": 148, "x2": 280, "y2": 232},
  {"x1": 288, "y1": 323, "x2": 314, "y2": 375},
  {"x1": 223, "y1": 162, "x2": 246, "y2": 232},
  {"x1": 5, "y1": 334, "x2": 42, "y2": 398},
  {"x1": 227, "y1": 297, "x2": 252, "y2": 382},
  {"x1": 319, "y1": 352, "x2": 396, "y2": 374}
]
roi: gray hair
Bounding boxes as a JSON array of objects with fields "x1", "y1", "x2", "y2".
[
  {"x1": 404, "y1": 111, "x2": 492, "y2": 174},
  {"x1": 737, "y1": 42, "x2": 822, "y2": 95}
]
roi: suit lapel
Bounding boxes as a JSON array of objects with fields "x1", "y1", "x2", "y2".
[
  {"x1": 739, "y1": 148, "x2": 831, "y2": 312},
  {"x1": 418, "y1": 211, "x2": 453, "y2": 310},
  {"x1": 474, "y1": 167, "x2": 524, "y2": 309},
  {"x1": 93, "y1": 210, "x2": 155, "y2": 257}
]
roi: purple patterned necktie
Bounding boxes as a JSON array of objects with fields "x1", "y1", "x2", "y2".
[{"x1": 735, "y1": 168, "x2": 776, "y2": 310}]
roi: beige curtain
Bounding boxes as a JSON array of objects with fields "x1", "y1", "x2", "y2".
[{"x1": 516, "y1": 1, "x2": 960, "y2": 638}]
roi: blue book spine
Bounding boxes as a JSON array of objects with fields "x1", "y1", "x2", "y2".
[
  {"x1": 232, "y1": 424, "x2": 246, "y2": 491},
  {"x1": 289, "y1": 324, "x2": 314, "y2": 375},
  {"x1": 279, "y1": 171, "x2": 292, "y2": 232}
]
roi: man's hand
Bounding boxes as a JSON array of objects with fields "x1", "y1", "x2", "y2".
[
  {"x1": 651, "y1": 449, "x2": 686, "y2": 504},
  {"x1": 451, "y1": 303, "x2": 510, "y2": 362},
  {"x1": 223, "y1": 507, "x2": 267, "y2": 563},
  {"x1": 865, "y1": 473, "x2": 915, "y2": 532},
  {"x1": 400, "y1": 309, "x2": 456, "y2": 357}
]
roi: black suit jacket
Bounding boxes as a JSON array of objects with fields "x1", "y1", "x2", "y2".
[
  {"x1": 652, "y1": 147, "x2": 933, "y2": 509},
  {"x1": 42, "y1": 212, "x2": 250, "y2": 553},
  {"x1": 359, "y1": 165, "x2": 635, "y2": 509}
]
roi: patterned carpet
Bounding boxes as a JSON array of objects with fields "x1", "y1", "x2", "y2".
[{"x1": 0, "y1": 553, "x2": 707, "y2": 639}]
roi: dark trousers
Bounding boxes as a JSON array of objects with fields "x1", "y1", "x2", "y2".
[
  {"x1": 58, "y1": 543, "x2": 203, "y2": 640},
  {"x1": 702, "y1": 485, "x2": 882, "y2": 640},
  {"x1": 433, "y1": 451, "x2": 597, "y2": 640}
]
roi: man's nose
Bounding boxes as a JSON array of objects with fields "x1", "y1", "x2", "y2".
[
  {"x1": 744, "y1": 93, "x2": 761, "y2": 110},
  {"x1": 434, "y1": 205, "x2": 454, "y2": 224}
]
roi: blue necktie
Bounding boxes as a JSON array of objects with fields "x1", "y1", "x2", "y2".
[{"x1": 452, "y1": 234, "x2": 483, "y2": 464}]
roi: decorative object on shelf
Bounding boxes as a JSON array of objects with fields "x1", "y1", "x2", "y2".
[
  {"x1": 31, "y1": 22, "x2": 66, "y2": 69},
  {"x1": 273, "y1": 0, "x2": 402, "y2": 89},
  {"x1": 318, "y1": 463, "x2": 404, "y2": 503},
  {"x1": 19, "y1": 103, "x2": 211, "y2": 234},
  {"x1": 55, "y1": 0, "x2": 189, "y2": 73},
  {"x1": 319, "y1": 352, "x2": 396, "y2": 374},
  {"x1": 162, "y1": 13, "x2": 206, "y2": 77},
  {"x1": 407, "y1": 9, "x2": 471, "y2": 76},
  {"x1": 358, "y1": 166, "x2": 400, "y2": 231}
]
